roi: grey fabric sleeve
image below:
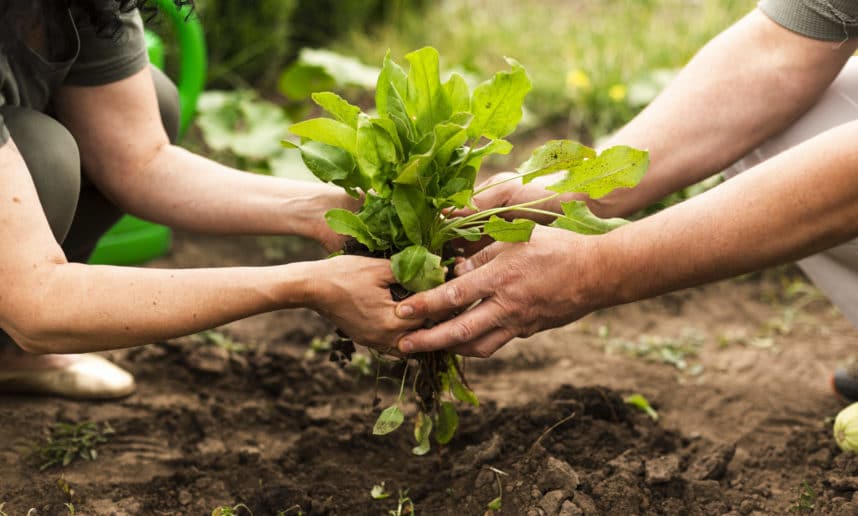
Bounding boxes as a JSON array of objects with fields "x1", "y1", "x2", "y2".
[
  {"x1": 64, "y1": 9, "x2": 149, "y2": 86},
  {"x1": 758, "y1": 0, "x2": 858, "y2": 41}
]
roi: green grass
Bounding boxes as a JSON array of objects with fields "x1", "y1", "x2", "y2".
[
  {"x1": 333, "y1": 0, "x2": 756, "y2": 139},
  {"x1": 33, "y1": 421, "x2": 115, "y2": 471}
]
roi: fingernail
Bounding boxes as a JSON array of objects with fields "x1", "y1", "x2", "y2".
[
  {"x1": 399, "y1": 339, "x2": 413, "y2": 353},
  {"x1": 396, "y1": 305, "x2": 414, "y2": 318}
]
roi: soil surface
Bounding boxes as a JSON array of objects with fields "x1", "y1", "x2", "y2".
[{"x1": 2, "y1": 231, "x2": 858, "y2": 515}]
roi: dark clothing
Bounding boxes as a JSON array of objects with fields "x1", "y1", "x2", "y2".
[{"x1": 760, "y1": 0, "x2": 858, "y2": 41}]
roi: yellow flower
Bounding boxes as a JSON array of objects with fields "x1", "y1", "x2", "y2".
[
  {"x1": 566, "y1": 69, "x2": 591, "y2": 92},
  {"x1": 608, "y1": 84, "x2": 627, "y2": 102}
]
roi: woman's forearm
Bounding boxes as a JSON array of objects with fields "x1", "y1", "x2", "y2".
[
  {"x1": 111, "y1": 144, "x2": 357, "y2": 239},
  {"x1": 5, "y1": 261, "x2": 315, "y2": 354}
]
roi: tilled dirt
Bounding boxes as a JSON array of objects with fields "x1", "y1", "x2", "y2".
[{"x1": 2, "y1": 232, "x2": 858, "y2": 515}]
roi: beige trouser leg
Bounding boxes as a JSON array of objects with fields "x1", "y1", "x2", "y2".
[{"x1": 724, "y1": 57, "x2": 858, "y2": 329}]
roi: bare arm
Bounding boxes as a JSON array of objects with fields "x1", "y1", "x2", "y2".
[
  {"x1": 477, "y1": 9, "x2": 858, "y2": 219},
  {"x1": 0, "y1": 139, "x2": 413, "y2": 354},
  {"x1": 53, "y1": 68, "x2": 358, "y2": 250},
  {"x1": 396, "y1": 120, "x2": 858, "y2": 356}
]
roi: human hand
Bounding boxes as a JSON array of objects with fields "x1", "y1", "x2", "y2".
[
  {"x1": 312, "y1": 191, "x2": 362, "y2": 253},
  {"x1": 394, "y1": 226, "x2": 607, "y2": 358},
  {"x1": 309, "y1": 255, "x2": 424, "y2": 352}
]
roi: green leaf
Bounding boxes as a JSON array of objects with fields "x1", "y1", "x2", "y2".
[
  {"x1": 462, "y1": 139, "x2": 513, "y2": 170},
  {"x1": 278, "y1": 64, "x2": 336, "y2": 101},
  {"x1": 289, "y1": 118, "x2": 357, "y2": 155},
  {"x1": 412, "y1": 411, "x2": 433, "y2": 456},
  {"x1": 435, "y1": 401, "x2": 459, "y2": 444},
  {"x1": 487, "y1": 496, "x2": 503, "y2": 511},
  {"x1": 517, "y1": 140, "x2": 596, "y2": 184},
  {"x1": 373, "y1": 405, "x2": 405, "y2": 435},
  {"x1": 550, "y1": 201, "x2": 629, "y2": 235},
  {"x1": 325, "y1": 209, "x2": 381, "y2": 250},
  {"x1": 311, "y1": 91, "x2": 361, "y2": 128},
  {"x1": 356, "y1": 114, "x2": 398, "y2": 188},
  {"x1": 405, "y1": 47, "x2": 452, "y2": 136},
  {"x1": 376, "y1": 52, "x2": 415, "y2": 148},
  {"x1": 392, "y1": 185, "x2": 430, "y2": 246},
  {"x1": 295, "y1": 48, "x2": 379, "y2": 90},
  {"x1": 548, "y1": 145, "x2": 649, "y2": 199},
  {"x1": 451, "y1": 226, "x2": 482, "y2": 242},
  {"x1": 468, "y1": 58, "x2": 532, "y2": 139},
  {"x1": 296, "y1": 141, "x2": 355, "y2": 183},
  {"x1": 484, "y1": 215, "x2": 535, "y2": 242},
  {"x1": 450, "y1": 371, "x2": 479, "y2": 407},
  {"x1": 390, "y1": 245, "x2": 446, "y2": 293},
  {"x1": 444, "y1": 73, "x2": 471, "y2": 113},
  {"x1": 625, "y1": 393, "x2": 659, "y2": 421}
]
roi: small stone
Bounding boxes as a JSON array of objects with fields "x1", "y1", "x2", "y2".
[
  {"x1": 526, "y1": 509, "x2": 544, "y2": 516},
  {"x1": 531, "y1": 486, "x2": 542, "y2": 499},
  {"x1": 608, "y1": 449, "x2": 644, "y2": 475},
  {"x1": 558, "y1": 500, "x2": 583, "y2": 516},
  {"x1": 572, "y1": 492, "x2": 598, "y2": 515},
  {"x1": 539, "y1": 490, "x2": 568, "y2": 516},
  {"x1": 537, "y1": 456, "x2": 581, "y2": 493},
  {"x1": 685, "y1": 443, "x2": 736, "y2": 481},
  {"x1": 645, "y1": 454, "x2": 680, "y2": 485},
  {"x1": 184, "y1": 345, "x2": 230, "y2": 374}
]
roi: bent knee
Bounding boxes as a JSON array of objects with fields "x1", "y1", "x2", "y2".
[{"x1": 0, "y1": 106, "x2": 81, "y2": 242}]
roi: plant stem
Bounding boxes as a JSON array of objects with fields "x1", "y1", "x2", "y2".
[{"x1": 443, "y1": 192, "x2": 561, "y2": 231}]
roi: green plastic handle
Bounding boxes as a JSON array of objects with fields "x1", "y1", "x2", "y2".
[{"x1": 150, "y1": 0, "x2": 207, "y2": 136}]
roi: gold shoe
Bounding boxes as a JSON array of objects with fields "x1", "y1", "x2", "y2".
[{"x1": 0, "y1": 354, "x2": 136, "y2": 400}]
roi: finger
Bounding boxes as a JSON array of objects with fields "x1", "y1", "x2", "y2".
[
  {"x1": 454, "y1": 240, "x2": 508, "y2": 276},
  {"x1": 397, "y1": 299, "x2": 503, "y2": 353},
  {"x1": 395, "y1": 264, "x2": 495, "y2": 320},
  {"x1": 450, "y1": 327, "x2": 518, "y2": 358}
]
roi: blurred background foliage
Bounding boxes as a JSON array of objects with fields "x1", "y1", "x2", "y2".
[{"x1": 152, "y1": 0, "x2": 756, "y2": 193}]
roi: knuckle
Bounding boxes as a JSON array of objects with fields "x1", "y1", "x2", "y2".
[
  {"x1": 445, "y1": 283, "x2": 466, "y2": 307},
  {"x1": 452, "y1": 320, "x2": 474, "y2": 343}
]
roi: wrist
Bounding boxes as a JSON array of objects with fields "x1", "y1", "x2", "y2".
[
  {"x1": 270, "y1": 261, "x2": 326, "y2": 310},
  {"x1": 277, "y1": 184, "x2": 358, "y2": 239}
]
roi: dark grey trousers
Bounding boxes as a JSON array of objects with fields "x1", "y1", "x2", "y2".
[{"x1": 1, "y1": 66, "x2": 179, "y2": 350}]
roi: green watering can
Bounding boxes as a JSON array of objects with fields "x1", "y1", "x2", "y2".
[{"x1": 88, "y1": 0, "x2": 206, "y2": 265}]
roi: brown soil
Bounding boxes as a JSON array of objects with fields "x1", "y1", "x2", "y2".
[{"x1": 2, "y1": 231, "x2": 858, "y2": 515}]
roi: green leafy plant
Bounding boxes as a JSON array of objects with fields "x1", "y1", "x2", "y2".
[
  {"x1": 284, "y1": 46, "x2": 648, "y2": 450},
  {"x1": 33, "y1": 421, "x2": 115, "y2": 471},
  {"x1": 789, "y1": 481, "x2": 815, "y2": 513},
  {"x1": 625, "y1": 393, "x2": 659, "y2": 421},
  {"x1": 485, "y1": 466, "x2": 508, "y2": 512},
  {"x1": 388, "y1": 490, "x2": 415, "y2": 516}
]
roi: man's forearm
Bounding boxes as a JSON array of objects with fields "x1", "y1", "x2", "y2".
[
  {"x1": 573, "y1": 10, "x2": 858, "y2": 218},
  {"x1": 593, "y1": 120, "x2": 858, "y2": 308}
]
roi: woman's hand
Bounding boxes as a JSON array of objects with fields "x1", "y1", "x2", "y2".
[{"x1": 308, "y1": 255, "x2": 425, "y2": 352}]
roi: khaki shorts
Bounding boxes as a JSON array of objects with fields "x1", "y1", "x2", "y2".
[{"x1": 725, "y1": 57, "x2": 858, "y2": 328}]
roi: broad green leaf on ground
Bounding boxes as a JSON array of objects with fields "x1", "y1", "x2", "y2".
[
  {"x1": 296, "y1": 48, "x2": 379, "y2": 89},
  {"x1": 548, "y1": 145, "x2": 649, "y2": 198},
  {"x1": 392, "y1": 185, "x2": 431, "y2": 246},
  {"x1": 278, "y1": 64, "x2": 337, "y2": 100},
  {"x1": 468, "y1": 58, "x2": 532, "y2": 139},
  {"x1": 435, "y1": 401, "x2": 459, "y2": 444},
  {"x1": 311, "y1": 91, "x2": 361, "y2": 128},
  {"x1": 444, "y1": 72, "x2": 471, "y2": 113},
  {"x1": 412, "y1": 411, "x2": 433, "y2": 456},
  {"x1": 325, "y1": 209, "x2": 381, "y2": 250},
  {"x1": 295, "y1": 141, "x2": 355, "y2": 183},
  {"x1": 289, "y1": 118, "x2": 357, "y2": 155},
  {"x1": 196, "y1": 90, "x2": 290, "y2": 160},
  {"x1": 625, "y1": 393, "x2": 659, "y2": 421},
  {"x1": 484, "y1": 215, "x2": 535, "y2": 242},
  {"x1": 405, "y1": 47, "x2": 452, "y2": 136},
  {"x1": 549, "y1": 201, "x2": 629, "y2": 235},
  {"x1": 390, "y1": 245, "x2": 445, "y2": 292},
  {"x1": 373, "y1": 405, "x2": 405, "y2": 435},
  {"x1": 517, "y1": 140, "x2": 596, "y2": 184}
]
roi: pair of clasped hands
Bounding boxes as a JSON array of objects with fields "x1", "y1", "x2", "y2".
[{"x1": 335, "y1": 174, "x2": 597, "y2": 360}]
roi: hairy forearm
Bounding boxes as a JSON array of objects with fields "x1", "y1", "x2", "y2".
[
  {"x1": 577, "y1": 10, "x2": 858, "y2": 218},
  {"x1": 4, "y1": 261, "x2": 316, "y2": 354},
  {"x1": 106, "y1": 144, "x2": 355, "y2": 238},
  {"x1": 593, "y1": 121, "x2": 858, "y2": 308}
]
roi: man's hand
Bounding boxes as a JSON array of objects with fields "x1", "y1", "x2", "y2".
[
  {"x1": 394, "y1": 226, "x2": 605, "y2": 357},
  {"x1": 310, "y1": 255, "x2": 425, "y2": 352}
]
